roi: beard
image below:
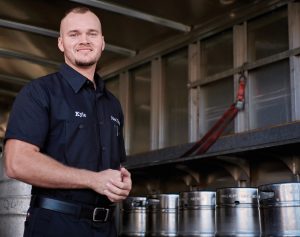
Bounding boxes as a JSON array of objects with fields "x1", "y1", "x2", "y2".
[
  {"x1": 74, "y1": 50, "x2": 101, "y2": 67},
  {"x1": 75, "y1": 58, "x2": 97, "y2": 67}
]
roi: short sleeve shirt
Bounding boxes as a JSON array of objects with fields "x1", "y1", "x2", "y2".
[{"x1": 5, "y1": 63, "x2": 126, "y2": 204}]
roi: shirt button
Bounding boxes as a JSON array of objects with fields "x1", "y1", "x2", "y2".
[
  {"x1": 99, "y1": 121, "x2": 104, "y2": 125},
  {"x1": 79, "y1": 124, "x2": 85, "y2": 129},
  {"x1": 102, "y1": 146, "x2": 106, "y2": 151}
]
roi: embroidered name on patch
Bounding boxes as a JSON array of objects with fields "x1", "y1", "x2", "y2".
[
  {"x1": 110, "y1": 115, "x2": 120, "y2": 126},
  {"x1": 75, "y1": 111, "x2": 87, "y2": 118}
]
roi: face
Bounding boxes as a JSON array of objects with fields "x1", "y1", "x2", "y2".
[{"x1": 58, "y1": 11, "x2": 105, "y2": 68}]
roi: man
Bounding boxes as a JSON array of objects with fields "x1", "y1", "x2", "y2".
[{"x1": 4, "y1": 6, "x2": 132, "y2": 237}]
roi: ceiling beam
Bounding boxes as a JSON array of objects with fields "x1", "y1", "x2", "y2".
[
  {"x1": 0, "y1": 19, "x2": 58, "y2": 37},
  {"x1": 0, "y1": 89, "x2": 17, "y2": 98},
  {"x1": 0, "y1": 48, "x2": 61, "y2": 68},
  {"x1": 100, "y1": 0, "x2": 288, "y2": 78},
  {"x1": 105, "y1": 44, "x2": 136, "y2": 57},
  {"x1": 0, "y1": 19, "x2": 136, "y2": 57},
  {"x1": 69, "y1": 0, "x2": 191, "y2": 32},
  {"x1": 0, "y1": 74, "x2": 31, "y2": 86}
]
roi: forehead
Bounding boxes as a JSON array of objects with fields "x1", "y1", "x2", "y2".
[{"x1": 60, "y1": 11, "x2": 101, "y2": 33}]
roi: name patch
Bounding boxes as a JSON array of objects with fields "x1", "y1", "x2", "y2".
[{"x1": 75, "y1": 111, "x2": 87, "y2": 118}]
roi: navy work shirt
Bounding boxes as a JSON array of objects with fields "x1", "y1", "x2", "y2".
[{"x1": 5, "y1": 63, "x2": 126, "y2": 205}]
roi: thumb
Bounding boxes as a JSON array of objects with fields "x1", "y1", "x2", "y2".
[{"x1": 120, "y1": 167, "x2": 130, "y2": 177}]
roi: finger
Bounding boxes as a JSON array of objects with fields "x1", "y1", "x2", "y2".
[
  {"x1": 106, "y1": 181, "x2": 130, "y2": 195},
  {"x1": 104, "y1": 187, "x2": 128, "y2": 202},
  {"x1": 121, "y1": 175, "x2": 132, "y2": 188},
  {"x1": 108, "y1": 178, "x2": 131, "y2": 192},
  {"x1": 120, "y1": 168, "x2": 131, "y2": 185},
  {"x1": 120, "y1": 167, "x2": 131, "y2": 177},
  {"x1": 104, "y1": 190, "x2": 122, "y2": 202}
]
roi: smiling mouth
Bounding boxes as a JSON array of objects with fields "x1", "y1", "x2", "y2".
[{"x1": 76, "y1": 48, "x2": 92, "y2": 52}]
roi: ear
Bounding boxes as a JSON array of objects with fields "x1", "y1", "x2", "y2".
[
  {"x1": 101, "y1": 36, "x2": 105, "y2": 51},
  {"x1": 58, "y1": 37, "x2": 64, "y2": 52}
]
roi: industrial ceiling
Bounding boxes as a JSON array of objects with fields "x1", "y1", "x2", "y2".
[{"x1": 0, "y1": 0, "x2": 282, "y2": 110}]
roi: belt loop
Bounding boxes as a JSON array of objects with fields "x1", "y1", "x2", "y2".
[{"x1": 30, "y1": 195, "x2": 37, "y2": 207}]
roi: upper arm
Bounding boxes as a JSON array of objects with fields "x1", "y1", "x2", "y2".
[{"x1": 4, "y1": 81, "x2": 50, "y2": 148}]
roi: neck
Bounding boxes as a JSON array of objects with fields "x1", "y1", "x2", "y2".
[{"x1": 66, "y1": 62, "x2": 97, "y2": 82}]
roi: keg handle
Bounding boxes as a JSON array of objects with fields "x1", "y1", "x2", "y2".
[
  {"x1": 146, "y1": 199, "x2": 160, "y2": 206},
  {"x1": 129, "y1": 198, "x2": 160, "y2": 208},
  {"x1": 259, "y1": 191, "x2": 275, "y2": 200},
  {"x1": 130, "y1": 200, "x2": 147, "y2": 208}
]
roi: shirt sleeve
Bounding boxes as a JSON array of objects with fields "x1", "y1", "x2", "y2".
[{"x1": 4, "y1": 80, "x2": 49, "y2": 149}]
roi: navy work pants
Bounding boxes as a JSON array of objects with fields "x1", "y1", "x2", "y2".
[{"x1": 23, "y1": 207, "x2": 117, "y2": 237}]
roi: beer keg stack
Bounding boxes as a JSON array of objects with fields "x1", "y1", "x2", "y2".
[
  {"x1": 119, "y1": 182, "x2": 300, "y2": 237},
  {"x1": 0, "y1": 152, "x2": 31, "y2": 237}
]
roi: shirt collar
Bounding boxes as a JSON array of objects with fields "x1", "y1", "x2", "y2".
[{"x1": 59, "y1": 63, "x2": 106, "y2": 95}]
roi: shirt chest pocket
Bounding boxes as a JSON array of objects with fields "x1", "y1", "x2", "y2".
[{"x1": 64, "y1": 119, "x2": 100, "y2": 170}]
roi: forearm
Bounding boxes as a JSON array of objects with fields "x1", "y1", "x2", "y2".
[
  {"x1": 4, "y1": 139, "x2": 130, "y2": 201},
  {"x1": 4, "y1": 139, "x2": 96, "y2": 189},
  {"x1": 17, "y1": 154, "x2": 94, "y2": 189}
]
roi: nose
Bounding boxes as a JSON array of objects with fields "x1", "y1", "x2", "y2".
[{"x1": 79, "y1": 33, "x2": 90, "y2": 44}]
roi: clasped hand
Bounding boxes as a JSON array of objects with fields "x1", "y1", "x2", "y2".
[{"x1": 92, "y1": 167, "x2": 132, "y2": 202}]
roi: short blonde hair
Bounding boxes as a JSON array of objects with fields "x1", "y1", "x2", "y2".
[
  {"x1": 63, "y1": 6, "x2": 91, "y2": 18},
  {"x1": 59, "y1": 7, "x2": 101, "y2": 34}
]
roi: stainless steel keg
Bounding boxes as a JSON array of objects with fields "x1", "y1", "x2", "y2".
[
  {"x1": 259, "y1": 182, "x2": 300, "y2": 237},
  {"x1": 216, "y1": 187, "x2": 261, "y2": 237},
  {"x1": 0, "y1": 178, "x2": 31, "y2": 237},
  {"x1": 147, "y1": 194, "x2": 179, "y2": 237},
  {"x1": 178, "y1": 191, "x2": 216, "y2": 237},
  {"x1": 120, "y1": 196, "x2": 148, "y2": 237},
  {"x1": 0, "y1": 143, "x2": 31, "y2": 237}
]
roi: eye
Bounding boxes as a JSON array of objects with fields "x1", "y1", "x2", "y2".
[
  {"x1": 69, "y1": 32, "x2": 79, "y2": 37},
  {"x1": 88, "y1": 32, "x2": 98, "y2": 37}
]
